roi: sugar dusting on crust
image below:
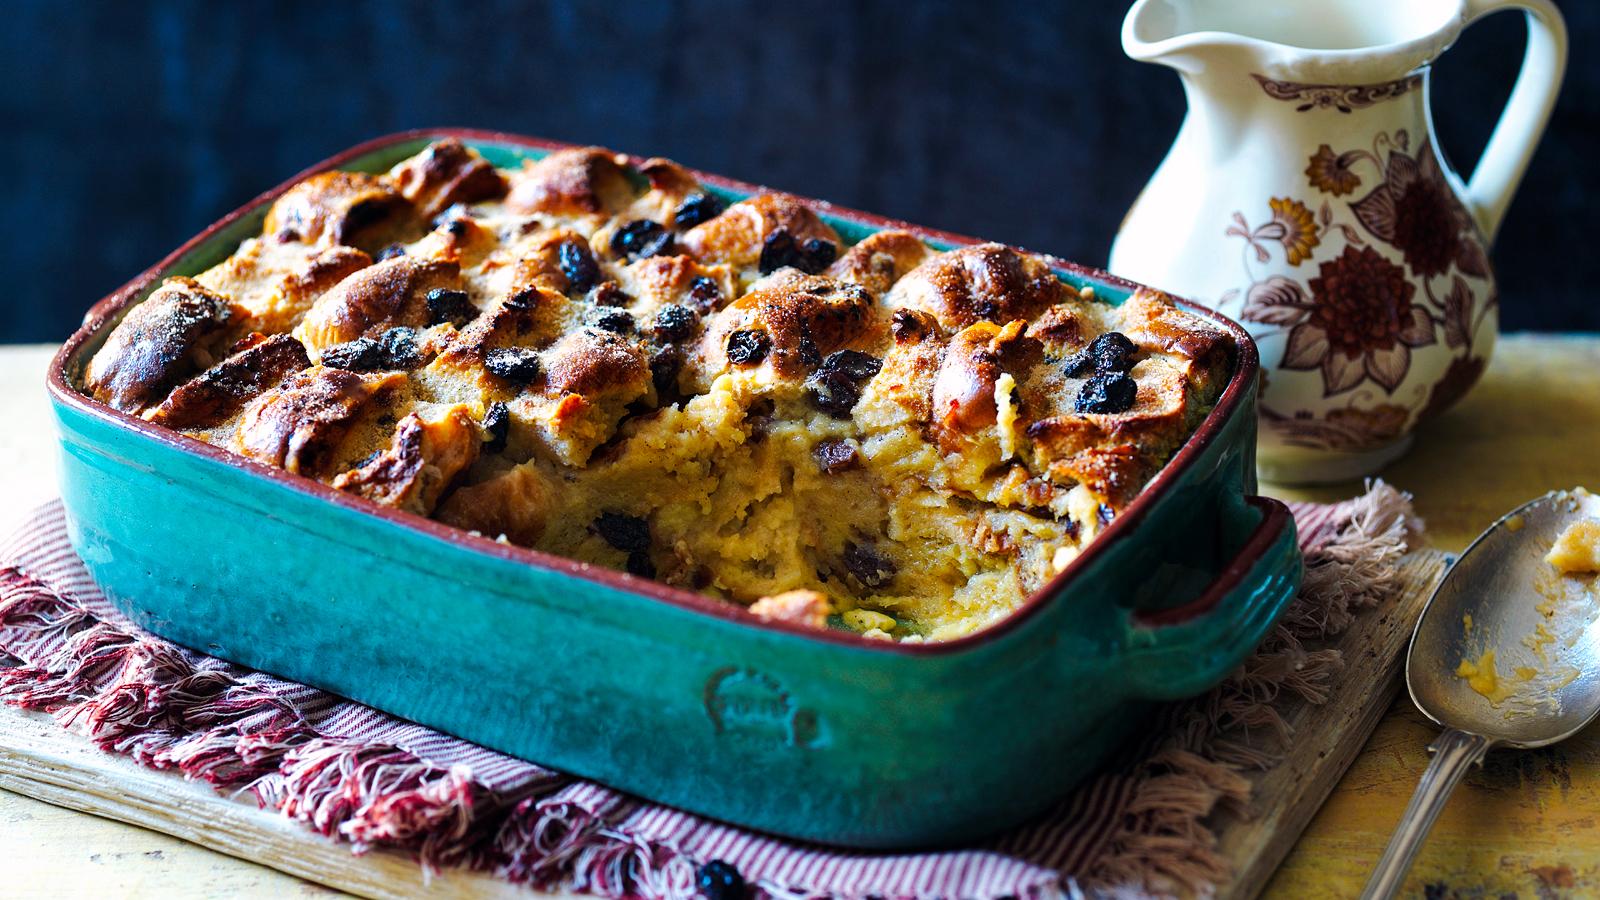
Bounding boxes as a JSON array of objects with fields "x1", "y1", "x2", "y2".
[{"x1": 81, "y1": 140, "x2": 1232, "y2": 641}]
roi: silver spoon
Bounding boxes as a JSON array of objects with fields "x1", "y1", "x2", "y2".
[{"x1": 1362, "y1": 488, "x2": 1600, "y2": 900}]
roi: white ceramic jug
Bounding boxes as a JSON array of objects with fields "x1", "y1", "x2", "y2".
[{"x1": 1110, "y1": 0, "x2": 1567, "y2": 484}]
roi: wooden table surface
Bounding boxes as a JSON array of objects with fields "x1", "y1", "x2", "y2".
[{"x1": 3, "y1": 335, "x2": 1598, "y2": 899}]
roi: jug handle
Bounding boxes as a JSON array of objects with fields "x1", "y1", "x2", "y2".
[{"x1": 1460, "y1": 0, "x2": 1568, "y2": 244}]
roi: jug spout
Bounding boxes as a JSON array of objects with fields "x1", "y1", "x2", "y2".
[{"x1": 1123, "y1": 0, "x2": 1462, "y2": 83}]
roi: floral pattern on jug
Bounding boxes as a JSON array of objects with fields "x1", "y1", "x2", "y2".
[
  {"x1": 1216, "y1": 128, "x2": 1496, "y2": 454},
  {"x1": 1111, "y1": 0, "x2": 1567, "y2": 484}
]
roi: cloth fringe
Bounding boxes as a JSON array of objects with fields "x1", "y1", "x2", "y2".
[
  {"x1": 0, "y1": 482, "x2": 1419, "y2": 899},
  {"x1": 1080, "y1": 480, "x2": 1418, "y2": 898}
]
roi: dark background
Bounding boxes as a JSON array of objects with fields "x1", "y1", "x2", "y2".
[{"x1": 4, "y1": 0, "x2": 1595, "y2": 342}]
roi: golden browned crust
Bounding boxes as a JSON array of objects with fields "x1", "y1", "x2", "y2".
[
  {"x1": 263, "y1": 171, "x2": 409, "y2": 249},
  {"x1": 504, "y1": 147, "x2": 635, "y2": 220},
  {"x1": 89, "y1": 140, "x2": 1233, "y2": 641},
  {"x1": 146, "y1": 333, "x2": 311, "y2": 429},
  {"x1": 85, "y1": 278, "x2": 238, "y2": 412},
  {"x1": 389, "y1": 137, "x2": 508, "y2": 221},
  {"x1": 435, "y1": 462, "x2": 551, "y2": 545},
  {"x1": 826, "y1": 230, "x2": 933, "y2": 296},
  {"x1": 931, "y1": 320, "x2": 1040, "y2": 436},
  {"x1": 234, "y1": 367, "x2": 403, "y2": 475},
  {"x1": 332, "y1": 407, "x2": 480, "y2": 514},
  {"x1": 885, "y1": 243, "x2": 1072, "y2": 331},
  {"x1": 543, "y1": 327, "x2": 650, "y2": 397},
  {"x1": 295, "y1": 256, "x2": 461, "y2": 354}
]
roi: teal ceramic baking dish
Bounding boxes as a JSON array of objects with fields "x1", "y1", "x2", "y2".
[{"x1": 47, "y1": 129, "x2": 1301, "y2": 848}]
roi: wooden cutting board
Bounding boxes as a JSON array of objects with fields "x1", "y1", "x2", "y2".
[{"x1": 0, "y1": 550, "x2": 1447, "y2": 899}]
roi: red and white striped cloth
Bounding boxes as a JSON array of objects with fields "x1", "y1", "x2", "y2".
[{"x1": 0, "y1": 489, "x2": 1409, "y2": 899}]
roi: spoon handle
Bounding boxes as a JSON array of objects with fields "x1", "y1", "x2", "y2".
[{"x1": 1360, "y1": 729, "x2": 1493, "y2": 900}]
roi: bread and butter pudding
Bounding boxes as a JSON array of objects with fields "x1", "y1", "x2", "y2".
[{"x1": 82, "y1": 139, "x2": 1231, "y2": 641}]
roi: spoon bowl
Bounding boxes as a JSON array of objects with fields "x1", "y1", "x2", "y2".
[
  {"x1": 1363, "y1": 488, "x2": 1600, "y2": 899},
  {"x1": 1408, "y1": 487, "x2": 1600, "y2": 747}
]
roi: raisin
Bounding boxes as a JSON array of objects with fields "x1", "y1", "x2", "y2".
[
  {"x1": 425, "y1": 288, "x2": 477, "y2": 327},
  {"x1": 726, "y1": 330, "x2": 770, "y2": 366},
  {"x1": 482, "y1": 402, "x2": 510, "y2": 453},
  {"x1": 842, "y1": 542, "x2": 897, "y2": 589},
  {"x1": 504, "y1": 287, "x2": 540, "y2": 311},
  {"x1": 696, "y1": 860, "x2": 746, "y2": 900},
  {"x1": 797, "y1": 333, "x2": 822, "y2": 369},
  {"x1": 672, "y1": 193, "x2": 724, "y2": 230},
  {"x1": 1075, "y1": 371, "x2": 1138, "y2": 414},
  {"x1": 558, "y1": 241, "x2": 599, "y2": 293},
  {"x1": 801, "y1": 237, "x2": 837, "y2": 269},
  {"x1": 319, "y1": 337, "x2": 387, "y2": 371},
  {"x1": 687, "y1": 276, "x2": 723, "y2": 313},
  {"x1": 594, "y1": 512, "x2": 651, "y2": 553},
  {"x1": 376, "y1": 243, "x2": 407, "y2": 261},
  {"x1": 380, "y1": 327, "x2": 423, "y2": 369},
  {"x1": 588, "y1": 282, "x2": 633, "y2": 308},
  {"x1": 805, "y1": 350, "x2": 882, "y2": 418},
  {"x1": 806, "y1": 370, "x2": 862, "y2": 418},
  {"x1": 625, "y1": 550, "x2": 656, "y2": 579},
  {"x1": 610, "y1": 219, "x2": 674, "y2": 261},
  {"x1": 890, "y1": 309, "x2": 926, "y2": 341},
  {"x1": 652, "y1": 304, "x2": 698, "y2": 342},
  {"x1": 758, "y1": 229, "x2": 837, "y2": 275},
  {"x1": 485, "y1": 347, "x2": 542, "y2": 384},
  {"x1": 813, "y1": 438, "x2": 859, "y2": 473},
  {"x1": 649, "y1": 347, "x2": 683, "y2": 397},
  {"x1": 1064, "y1": 332, "x2": 1137, "y2": 377},
  {"x1": 758, "y1": 230, "x2": 799, "y2": 274},
  {"x1": 592, "y1": 308, "x2": 635, "y2": 334},
  {"x1": 821, "y1": 349, "x2": 883, "y2": 382}
]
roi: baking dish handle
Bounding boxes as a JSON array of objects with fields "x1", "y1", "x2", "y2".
[{"x1": 1121, "y1": 495, "x2": 1302, "y2": 702}]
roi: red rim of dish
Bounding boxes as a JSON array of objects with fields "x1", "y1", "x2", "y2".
[{"x1": 46, "y1": 127, "x2": 1265, "y2": 657}]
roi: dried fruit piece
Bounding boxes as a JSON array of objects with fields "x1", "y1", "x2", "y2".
[
  {"x1": 485, "y1": 347, "x2": 542, "y2": 384},
  {"x1": 425, "y1": 288, "x2": 477, "y2": 327},
  {"x1": 1063, "y1": 331, "x2": 1137, "y2": 377},
  {"x1": 687, "y1": 275, "x2": 723, "y2": 313},
  {"x1": 672, "y1": 192, "x2": 724, "y2": 229},
  {"x1": 651, "y1": 304, "x2": 697, "y2": 342},
  {"x1": 594, "y1": 511, "x2": 651, "y2": 552},
  {"x1": 649, "y1": 346, "x2": 683, "y2": 397},
  {"x1": 758, "y1": 229, "x2": 837, "y2": 275},
  {"x1": 805, "y1": 350, "x2": 882, "y2": 418},
  {"x1": 1075, "y1": 371, "x2": 1138, "y2": 414},
  {"x1": 319, "y1": 336, "x2": 387, "y2": 371},
  {"x1": 725, "y1": 329, "x2": 770, "y2": 366},
  {"x1": 321, "y1": 327, "x2": 423, "y2": 371},
  {"x1": 813, "y1": 438, "x2": 859, "y2": 473},
  {"x1": 380, "y1": 327, "x2": 423, "y2": 369},
  {"x1": 587, "y1": 282, "x2": 633, "y2": 308},
  {"x1": 625, "y1": 551, "x2": 656, "y2": 579},
  {"x1": 591, "y1": 308, "x2": 635, "y2": 334},
  {"x1": 481, "y1": 401, "x2": 510, "y2": 453},
  {"x1": 842, "y1": 541, "x2": 897, "y2": 589},
  {"x1": 610, "y1": 219, "x2": 674, "y2": 261},
  {"x1": 558, "y1": 240, "x2": 600, "y2": 292}
]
